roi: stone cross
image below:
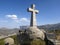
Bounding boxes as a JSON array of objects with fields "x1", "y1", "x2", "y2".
[{"x1": 28, "y1": 4, "x2": 39, "y2": 27}]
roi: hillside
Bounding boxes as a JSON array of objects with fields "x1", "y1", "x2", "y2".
[
  {"x1": 0, "y1": 23, "x2": 60, "y2": 36},
  {"x1": 38, "y1": 23, "x2": 60, "y2": 30},
  {"x1": 0, "y1": 28, "x2": 19, "y2": 36}
]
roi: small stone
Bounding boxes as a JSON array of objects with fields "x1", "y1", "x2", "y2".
[{"x1": 4, "y1": 37, "x2": 14, "y2": 45}]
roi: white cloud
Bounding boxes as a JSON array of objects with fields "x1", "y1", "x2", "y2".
[
  {"x1": 20, "y1": 18, "x2": 29, "y2": 22},
  {"x1": 6, "y1": 15, "x2": 19, "y2": 22},
  {"x1": 6, "y1": 15, "x2": 18, "y2": 20},
  {"x1": 6, "y1": 15, "x2": 30, "y2": 23}
]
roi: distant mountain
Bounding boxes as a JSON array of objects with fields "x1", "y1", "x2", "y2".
[
  {"x1": 19, "y1": 23, "x2": 60, "y2": 30},
  {"x1": 0, "y1": 23, "x2": 60, "y2": 36},
  {"x1": 0, "y1": 28, "x2": 19, "y2": 36},
  {"x1": 38, "y1": 23, "x2": 60, "y2": 30}
]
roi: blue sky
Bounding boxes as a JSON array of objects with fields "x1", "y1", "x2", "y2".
[{"x1": 0, "y1": 0, "x2": 60, "y2": 28}]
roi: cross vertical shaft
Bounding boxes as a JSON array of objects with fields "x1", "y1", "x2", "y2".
[{"x1": 28, "y1": 4, "x2": 39, "y2": 27}]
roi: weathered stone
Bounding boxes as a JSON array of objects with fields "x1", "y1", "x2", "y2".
[
  {"x1": 26, "y1": 27, "x2": 45, "y2": 40},
  {"x1": 4, "y1": 38, "x2": 14, "y2": 45}
]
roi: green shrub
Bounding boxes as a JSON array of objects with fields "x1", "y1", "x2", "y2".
[
  {"x1": 0, "y1": 39, "x2": 5, "y2": 45},
  {"x1": 31, "y1": 39, "x2": 45, "y2": 45}
]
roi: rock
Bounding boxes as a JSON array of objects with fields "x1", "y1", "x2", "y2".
[
  {"x1": 26, "y1": 27, "x2": 45, "y2": 40},
  {"x1": 4, "y1": 37, "x2": 14, "y2": 45}
]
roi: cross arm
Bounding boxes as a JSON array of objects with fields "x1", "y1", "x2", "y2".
[
  {"x1": 27, "y1": 8, "x2": 33, "y2": 12},
  {"x1": 35, "y1": 10, "x2": 39, "y2": 14}
]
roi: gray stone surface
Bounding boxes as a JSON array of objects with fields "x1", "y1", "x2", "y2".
[
  {"x1": 4, "y1": 37, "x2": 14, "y2": 45},
  {"x1": 26, "y1": 27, "x2": 45, "y2": 40}
]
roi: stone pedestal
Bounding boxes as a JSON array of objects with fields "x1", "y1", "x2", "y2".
[{"x1": 26, "y1": 27, "x2": 45, "y2": 40}]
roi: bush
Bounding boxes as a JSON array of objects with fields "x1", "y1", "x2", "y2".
[
  {"x1": 30, "y1": 39, "x2": 45, "y2": 45},
  {"x1": 0, "y1": 39, "x2": 5, "y2": 45}
]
